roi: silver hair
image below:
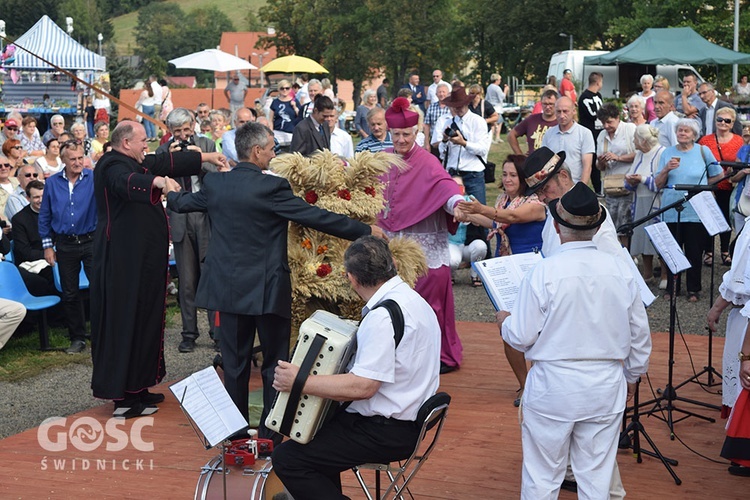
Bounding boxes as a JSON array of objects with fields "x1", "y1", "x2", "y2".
[
  {"x1": 627, "y1": 94, "x2": 646, "y2": 108},
  {"x1": 363, "y1": 89, "x2": 376, "y2": 101},
  {"x1": 558, "y1": 224, "x2": 598, "y2": 241},
  {"x1": 235, "y1": 122, "x2": 273, "y2": 161},
  {"x1": 634, "y1": 124, "x2": 660, "y2": 149},
  {"x1": 308, "y1": 78, "x2": 322, "y2": 88},
  {"x1": 165, "y1": 108, "x2": 195, "y2": 131},
  {"x1": 640, "y1": 74, "x2": 654, "y2": 86},
  {"x1": 437, "y1": 81, "x2": 452, "y2": 92},
  {"x1": 676, "y1": 117, "x2": 700, "y2": 141}
]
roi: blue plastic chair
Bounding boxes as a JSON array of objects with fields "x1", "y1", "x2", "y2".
[
  {"x1": 52, "y1": 262, "x2": 90, "y2": 294},
  {"x1": 5, "y1": 240, "x2": 14, "y2": 264},
  {"x1": 0, "y1": 261, "x2": 61, "y2": 350}
]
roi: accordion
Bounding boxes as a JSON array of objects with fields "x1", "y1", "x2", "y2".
[{"x1": 265, "y1": 310, "x2": 358, "y2": 444}]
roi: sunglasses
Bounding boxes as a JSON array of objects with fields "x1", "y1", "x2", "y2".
[
  {"x1": 52, "y1": 122, "x2": 64, "y2": 126},
  {"x1": 5, "y1": 126, "x2": 18, "y2": 131},
  {"x1": 0, "y1": 163, "x2": 11, "y2": 168},
  {"x1": 279, "y1": 86, "x2": 291, "y2": 90},
  {"x1": 11, "y1": 145, "x2": 23, "y2": 150},
  {"x1": 23, "y1": 172, "x2": 39, "y2": 178},
  {"x1": 716, "y1": 117, "x2": 734, "y2": 124}
]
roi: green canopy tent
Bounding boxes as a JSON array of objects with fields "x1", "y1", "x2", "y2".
[{"x1": 583, "y1": 27, "x2": 750, "y2": 66}]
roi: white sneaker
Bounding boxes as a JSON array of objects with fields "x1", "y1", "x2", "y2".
[{"x1": 659, "y1": 279, "x2": 667, "y2": 290}]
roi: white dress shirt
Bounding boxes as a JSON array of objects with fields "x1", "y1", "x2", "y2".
[
  {"x1": 650, "y1": 112, "x2": 679, "y2": 148},
  {"x1": 330, "y1": 126, "x2": 354, "y2": 158},
  {"x1": 437, "y1": 111, "x2": 491, "y2": 172}
]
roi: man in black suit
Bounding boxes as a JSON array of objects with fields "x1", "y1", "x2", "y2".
[
  {"x1": 402, "y1": 72, "x2": 426, "y2": 113},
  {"x1": 156, "y1": 108, "x2": 218, "y2": 353},
  {"x1": 290, "y1": 95, "x2": 335, "y2": 156},
  {"x1": 698, "y1": 82, "x2": 743, "y2": 137},
  {"x1": 166, "y1": 122, "x2": 385, "y2": 443}
]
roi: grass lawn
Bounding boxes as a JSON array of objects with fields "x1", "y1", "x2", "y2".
[
  {"x1": 0, "y1": 294, "x2": 181, "y2": 383},
  {"x1": 111, "y1": 0, "x2": 267, "y2": 55}
]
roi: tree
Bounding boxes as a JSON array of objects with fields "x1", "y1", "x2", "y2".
[
  {"x1": 57, "y1": 0, "x2": 114, "y2": 49},
  {"x1": 133, "y1": 3, "x2": 186, "y2": 77},
  {"x1": 0, "y1": 0, "x2": 59, "y2": 37}
]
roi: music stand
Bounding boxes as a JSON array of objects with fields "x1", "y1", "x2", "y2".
[
  {"x1": 619, "y1": 188, "x2": 717, "y2": 437},
  {"x1": 619, "y1": 378, "x2": 680, "y2": 484}
]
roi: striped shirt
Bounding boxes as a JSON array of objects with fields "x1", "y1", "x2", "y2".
[{"x1": 355, "y1": 132, "x2": 393, "y2": 153}]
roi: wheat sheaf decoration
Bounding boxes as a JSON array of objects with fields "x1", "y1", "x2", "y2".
[{"x1": 270, "y1": 150, "x2": 427, "y2": 330}]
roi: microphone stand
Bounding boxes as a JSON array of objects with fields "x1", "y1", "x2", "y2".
[{"x1": 618, "y1": 187, "x2": 718, "y2": 439}]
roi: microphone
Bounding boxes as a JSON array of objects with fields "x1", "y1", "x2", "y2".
[
  {"x1": 719, "y1": 161, "x2": 750, "y2": 170},
  {"x1": 665, "y1": 184, "x2": 716, "y2": 192}
]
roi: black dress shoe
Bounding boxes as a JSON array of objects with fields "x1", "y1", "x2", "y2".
[
  {"x1": 560, "y1": 479, "x2": 578, "y2": 492},
  {"x1": 65, "y1": 339, "x2": 86, "y2": 354},
  {"x1": 178, "y1": 339, "x2": 196, "y2": 353},
  {"x1": 213, "y1": 354, "x2": 224, "y2": 370},
  {"x1": 439, "y1": 362, "x2": 457, "y2": 374},
  {"x1": 139, "y1": 390, "x2": 165, "y2": 406},
  {"x1": 113, "y1": 401, "x2": 158, "y2": 419},
  {"x1": 729, "y1": 464, "x2": 750, "y2": 476}
]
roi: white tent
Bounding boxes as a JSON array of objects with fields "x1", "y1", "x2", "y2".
[{"x1": 9, "y1": 15, "x2": 105, "y2": 71}]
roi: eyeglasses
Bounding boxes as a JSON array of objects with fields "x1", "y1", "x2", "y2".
[
  {"x1": 5, "y1": 126, "x2": 18, "y2": 131},
  {"x1": 716, "y1": 117, "x2": 734, "y2": 124},
  {"x1": 23, "y1": 172, "x2": 39, "y2": 178},
  {"x1": 654, "y1": 85, "x2": 664, "y2": 89},
  {"x1": 60, "y1": 139, "x2": 82, "y2": 153},
  {"x1": 698, "y1": 91, "x2": 711, "y2": 96},
  {"x1": 433, "y1": 74, "x2": 441, "y2": 78},
  {"x1": 0, "y1": 163, "x2": 11, "y2": 169},
  {"x1": 279, "y1": 87, "x2": 291, "y2": 90},
  {"x1": 52, "y1": 122, "x2": 64, "y2": 126}
]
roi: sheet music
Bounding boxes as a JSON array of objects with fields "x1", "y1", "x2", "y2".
[
  {"x1": 620, "y1": 247, "x2": 656, "y2": 307},
  {"x1": 689, "y1": 191, "x2": 731, "y2": 236},
  {"x1": 170, "y1": 366, "x2": 248, "y2": 447},
  {"x1": 644, "y1": 222, "x2": 692, "y2": 275},
  {"x1": 472, "y1": 252, "x2": 543, "y2": 311}
]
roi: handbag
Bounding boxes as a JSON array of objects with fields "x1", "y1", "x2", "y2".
[{"x1": 603, "y1": 174, "x2": 629, "y2": 197}]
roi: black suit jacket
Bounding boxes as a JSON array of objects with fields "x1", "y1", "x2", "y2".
[
  {"x1": 699, "y1": 99, "x2": 744, "y2": 137},
  {"x1": 166, "y1": 163, "x2": 370, "y2": 317},
  {"x1": 156, "y1": 135, "x2": 217, "y2": 242},
  {"x1": 10, "y1": 205, "x2": 44, "y2": 265},
  {"x1": 290, "y1": 116, "x2": 331, "y2": 156}
]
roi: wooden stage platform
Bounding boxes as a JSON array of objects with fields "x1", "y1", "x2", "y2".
[{"x1": 0, "y1": 322, "x2": 744, "y2": 499}]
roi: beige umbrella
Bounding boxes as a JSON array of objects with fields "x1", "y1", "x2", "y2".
[{"x1": 260, "y1": 55, "x2": 328, "y2": 74}]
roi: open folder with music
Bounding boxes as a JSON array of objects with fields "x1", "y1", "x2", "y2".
[
  {"x1": 170, "y1": 366, "x2": 248, "y2": 448},
  {"x1": 472, "y1": 252, "x2": 543, "y2": 311}
]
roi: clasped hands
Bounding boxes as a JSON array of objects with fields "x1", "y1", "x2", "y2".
[{"x1": 453, "y1": 198, "x2": 483, "y2": 224}]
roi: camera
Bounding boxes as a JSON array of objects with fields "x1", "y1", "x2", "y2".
[
  {"x1": 444, "y1": 122, "x2": 460, "y2": 138},
  {"x1": 0, "y1": 220, "x2": 6, "y2": 228},
  {"x1": 177, "y1": 136, "x2": 195, "y2": 151}
]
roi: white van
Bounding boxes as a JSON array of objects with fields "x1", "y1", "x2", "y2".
[{"x1": 548, "y1": 50, "x2": 703, "y2": 98}]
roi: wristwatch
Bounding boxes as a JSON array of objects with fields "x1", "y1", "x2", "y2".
[{"x1": 739, "y1": 352, "x2": 750, "y2": 361}]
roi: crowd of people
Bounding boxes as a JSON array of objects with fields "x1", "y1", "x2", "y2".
[{"x1": 2, "y1": 67, "x2": 750, "y2": 497}]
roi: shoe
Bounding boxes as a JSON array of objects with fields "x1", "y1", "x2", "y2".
[
  {"x1": 687, "y1": 292, "x2": 700, "y2": 303},
  {"x1": 659, "y1": 279, "x2": 667, "y2": 290},
  {"x1": 139, "y1": 390, "x2": 165, "y2": 406},
  {"x1": 167, "y1": 282, "x2": 178, "y2": 295},
  {"x1": 471, "y1": 276, "x2": 483, "y2": 288},
  {"x1": 113, "y1": 401, "x2": 159, "y2": 419},
  {"x1": 560, "y1": 479, "x2": 578, "y2": 493},
  {"x1": 440, "y1": 362, "x2": 457, "y2": 374},
  {"x1": 213, "y1": 354, "x2": 224, "y2": 370},
  {"x1": 65, "y1": 339, "x2": 86, "y2": 354},
  {"x1": 703, "y1": 252, "x2": 713, "y2": 267},
  {"x1": 722, "y1": 252, "x2": 732, "y2": 266},
  {"x1": 178, "y1": 339, "x2": 196, "y2": 353},
  {"x1": 729, "y1": 465, "x2": 750, "y2": 476},
  {"x1": 513, "y1": 387, "x2": 523, "y2": 407}
]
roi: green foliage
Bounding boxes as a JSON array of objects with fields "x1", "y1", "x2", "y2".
[
  {"x1": 245, "y1": 9, "x2": 265, "y2": 32},
  {"x1": 57, "y1": 0, "x2": 114, "y2": 48},
  {"x1": 133, "y1": 3, "x2": 234, "y2": 79},
  {"x1": 0, "y1": 0, "x2": 60, "y2": 37}
]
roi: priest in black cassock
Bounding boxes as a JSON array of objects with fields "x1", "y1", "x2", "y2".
[{"x1": 90, "y1": 121, "x2": 227, "y2": 419}]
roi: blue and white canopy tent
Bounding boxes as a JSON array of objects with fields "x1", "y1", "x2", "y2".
[{"x1": 8, "y1": 15, "x2": 105, "y2": 71}]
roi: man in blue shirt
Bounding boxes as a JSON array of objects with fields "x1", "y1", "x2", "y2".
[
  {"x1": 38, "y1": 140, "x2": 96, "y2": 354},
  {"x1": 354, "y1": 108, "x2": 393, "y2": 153}
]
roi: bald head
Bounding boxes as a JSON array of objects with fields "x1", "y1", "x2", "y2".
[{"x1": 555, "y1": 97, "x2": 576, "y2": 130}]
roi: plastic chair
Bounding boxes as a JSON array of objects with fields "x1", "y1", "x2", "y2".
[
  {"x1": 0, "y1": 261, "x2": 61, "y2": 350},
  {"x1": 352, "y1": 392, "x2": 451, "y2": 500},
  {"x1": 52, "y1": 262, "x2": 89, "y2": 294},
  {"x1": 5, "y1": 240, "x2": 14, "y2": 264}
]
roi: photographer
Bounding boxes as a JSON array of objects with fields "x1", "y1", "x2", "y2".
[
  {"x1": 156, "y1": 108, "x2": 218, "y2": 353},
  {"x1": 437, "y1": 88, "x2": 492, "y2": 207}
]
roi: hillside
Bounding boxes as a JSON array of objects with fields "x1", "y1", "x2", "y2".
[{"x1": 111, "y1": 0, "x2": 266, "y2": 54}]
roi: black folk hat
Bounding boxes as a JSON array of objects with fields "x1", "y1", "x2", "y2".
[
  {"x1": 549, "y1": 182, "x2": 607, "y2": 230},
  {"x1": 520, "y1": 146, "x2": 566, "y2": 194}
]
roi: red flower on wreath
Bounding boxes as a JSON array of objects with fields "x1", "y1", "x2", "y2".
[
  {"x1": 364, "y1": 186, "x2": 376, "y2": 197},
  {"x1": 316, "y1": 263, "x2": 332, "y2": 277},
  {"x1": 305, "y1": 190, "x2": 318, "y2": 204},
  {"x1": 316, "y1": 245, "x2": 328, "y2": 255},
  {"x1": 301, "y1": 238, "x2": 312, "y2": 249},
  {"x1": 337, "y1": 189, "x2": 351, "y2": 201}
]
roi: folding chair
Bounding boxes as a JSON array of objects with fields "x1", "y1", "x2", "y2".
[
  {"x1": 352, "y1": 392, "x2": 451, "y2": 500},
  {"x1": 0, "y1": 261, "x2": 61, "y2": 350}
]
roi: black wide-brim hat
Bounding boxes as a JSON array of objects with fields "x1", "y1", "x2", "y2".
[
  {"x1": 549, "y1": 182, "x2": 607, "y2": 230},
  {"x1": 521, "y1": 146, "x2": 566, "y2": 194}
]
